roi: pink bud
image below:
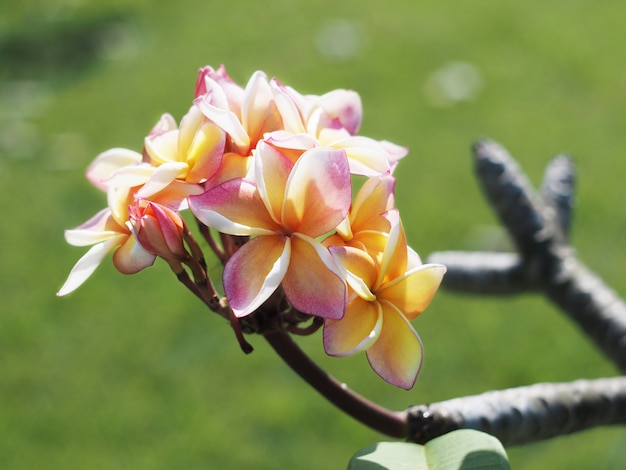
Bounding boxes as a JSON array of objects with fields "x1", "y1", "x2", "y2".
[{"x1": 129, "y1": 201, "x2": 187, "y2": 261}]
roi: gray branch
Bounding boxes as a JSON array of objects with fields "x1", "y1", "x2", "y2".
[
  {"x1": 540, "y1": 154, "x2": 575, "y2": 239},
  {"x1": 428, "y1": 251, "x2": 525, "y2": 295},
  {"x1": 406, "y1": 377, "x2": 626, "y2": 445},
  {"x1": 404, "y1": 140, "x2": 626, "y2": 446},
  {"x1": 426, "y1": 139, "x2": 626, "y2": 373}
]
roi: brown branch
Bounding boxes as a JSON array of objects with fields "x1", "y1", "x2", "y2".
[
  {"x1": 263, "y1": 331, "x2": 407, "y2": 438},
  {"x1": 263, "y1": 329, "x2": 626, "y2": 448}
]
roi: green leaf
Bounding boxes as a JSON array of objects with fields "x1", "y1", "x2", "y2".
[{"x1": 348, "y1": 430, "x2": 510, "y2": 470}]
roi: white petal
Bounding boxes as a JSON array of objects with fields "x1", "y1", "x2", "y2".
[
  {"x1": 136, "y1": 162, "x2": 188, "y2": 199},
  {"x1": 86, "y1": 148, "x2": 143, "y2": 190},
  {"x1": 56, "y1": 235, "x2": 125, "y2": 296}
]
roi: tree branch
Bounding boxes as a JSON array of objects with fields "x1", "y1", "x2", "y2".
[
  {"x1": 264, "y1": 329, "x2": 626, "y2": 448},
  {"x1": 263, "y1": 331, "x2": 407, "y2": 438},
  {"x1": 427, "y1": 139, "x2": 626, "y2": 373},
  {"x1": 406, "y1": 377, "x2": 626, "y2": 445}
]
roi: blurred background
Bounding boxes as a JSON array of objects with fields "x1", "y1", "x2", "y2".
[{"x1": 2, "y1": 0, "x2": 626, "y2": 468}]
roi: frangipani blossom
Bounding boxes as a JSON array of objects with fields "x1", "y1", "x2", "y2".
[
  {"x1": 57, "y1": 207, "x2": 156, "y2": 296},
  {"x1": 195, "y1": 68, "x2": 285, "y2": 156},
  {"x1": 143, "y1": 105, "x2": 226, "y2": 184},
  {"x1": 59, "y1": 63, "x2": 446, "y2": 390},
  {"x1": 265, "y1": 129, "x2": 395, "y2": 177},
  {"x1": 194, "y1": 65, "x2": 405, "y2": 176},
  {"x1": 271, "y1": 80, "x2": 407, "y2": 175},
  {"x1": 324, "y1": 218, "x2": 446, "y2": 389},
  {"x1": 59, "y1": 140, "x2": 204, "y2": 296},
  {"x1": 190, "y1": 144, "x2": 351, "y2": 319},
  {"x1": 86, "y1": 129, "x2": 206, "y2": 211},
  {"x1": 270, "y1": 81, "x2": 362, "y2": 136}
]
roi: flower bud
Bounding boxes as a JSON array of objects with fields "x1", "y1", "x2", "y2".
[{"x1": 129, "y1": 201, "x2": 187, "y2": 261}]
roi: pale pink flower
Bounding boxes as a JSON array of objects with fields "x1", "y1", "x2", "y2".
[
  {"x1": 195, "y1": 68, "x2": 284, "y2": 156},
  {"x1": 57, "y1": 207, "x2": 156, "y2": 296},
  {"x1": 189, "y1": 143, "x2": 352, "y2": 319}
]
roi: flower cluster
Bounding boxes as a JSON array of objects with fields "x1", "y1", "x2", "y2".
[{"x1": 58, "y1": 65, "x2": 445, "y2": 389}]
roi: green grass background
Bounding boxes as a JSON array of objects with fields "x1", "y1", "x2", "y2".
[{"x1": 2, "y1": 1, "x2": 626, "y2": 468}]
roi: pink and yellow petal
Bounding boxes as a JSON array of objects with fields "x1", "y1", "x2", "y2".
[
  {"x1": 144, "y1": 129, "x2": 179, "y2": 166},
  {"x1": 255, "y1": 141, "x2": 294, "y2": 224},
  {"x1": 282, "y1": 148, "x2": 351, "y2": 236},
  {"x1": 223, "y1": 235, "x2": 290, "y2": 317},
  {"x1": 195, "y1": 96, "x2": 250, "y2": 153},
  {"x1": 86, "y1": 148, "x2": 143, "y2": 190},
  {"x1": 184, "y1": 122, "x2": 225, "y2": 183},
  {"x1": 242, "y1": 71, "x2": 282, "y2": 144},
  {"x1": 195, "y1": 65, "x2": 244, "y2": 113},
  {"x1": 150, "y1": 180, "x2": 204, "y2": 211},
  {"x1": 112, "y1": 234, "x2": 157, "y2": 274},
  {"x1": 350, "y1": 174, "x2": 396, "y2": 232},
  {"x1": 378, "y1": 264, "x2": 446, "y2": 321},
  {"x1": 270, "y1": 81, "x2": 307, "y2": 134},
  {"x1": 324, "y1": 297, "x2": 382, "y2": 357},
  {"x1": 102, "y1": 162, "x2": 155, "y2": 189},
  {"x1": 320, "y1": 136, "x2": 392, "y2": 176},
  {"x1": 177, "y1": 105, "x2": 203, "y2": 155},
  {"x1": 350, "y1": 230, "x2": 390, "y2": 262},
  {"x1": 107, "y1": 186, "x2": 133, "y2": 228},
  {"x1": 264, "y1": 130, "x2": 317, "y2": 152},
  {"x1": 136, "y1": 162, "x2": 189, "y2": 199},
  {"x1": 366, "y1": 300, "x2": 423, "y2": 389},
  {"x1": 329, "y1": 245, "x2": 377, "y2": 300},
  {"x1": 375, "y1": 211, "x2": 408, "y2": 288},
  {"x1": 189, "y1": 179, "x2": 279, "y2": 235},
  {"x1": 306, "y1": 89, "x2": 362, "y2": 136},
  {"x1": 204, "y1": 152, "x2": 252, "y2": 190},
  {"x1": 282, "y1": 234, "x2": 346, "y2": 319}
]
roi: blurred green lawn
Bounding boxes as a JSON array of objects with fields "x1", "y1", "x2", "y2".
[{"x1": 2, "y1": 0, "x2": 626, "y2": 468}]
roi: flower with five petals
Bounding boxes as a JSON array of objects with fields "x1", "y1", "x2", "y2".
[
  {"x1": 323, "y1": 215, "x2": 446, "y2": 389},
  {"x1": 190, "y1": 143, "x2": 351, "y2": 319}
]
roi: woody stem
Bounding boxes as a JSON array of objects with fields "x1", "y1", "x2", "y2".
[{"x1": 263, "y1": 330, "x2": 407, "y2": 438}]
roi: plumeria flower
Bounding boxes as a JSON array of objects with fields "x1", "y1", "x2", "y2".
[
  {"x1": 57, "y1": 207, "x2": 156, "y2": 296},
  {"x1": 195, "y1": 67, "x2": 284, "y2": 156},
  {"x1": 264, "y1": 129, "x2": 397, "y2": 176},
  {"x1": 86, "y1": 113, "x2": 210, "y2": 210},
  {"x1": 195, "y1": 65, "x2": 406, "y2": 175},
  {"x1": 271, "y1": 81, "x2": 408, "y2": 175},
  {"x1": 195, "y1": 65, "x2": 244, "y2": 107},
  {"x1": 143, "y1": 105, "x2": 226, "y2": 184},
  {"x1": 270, "y1": 81, "x2": 362, "y2": 136},
  {"x1": 189, "y1": 142, "x2": 351, "y2": 319},
  {"x1": 59, "y1": 140, "x2": 204, "y2": 295},
  {"x1": 323, "y1": 214, "x2": 446, "y2": 389}
]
